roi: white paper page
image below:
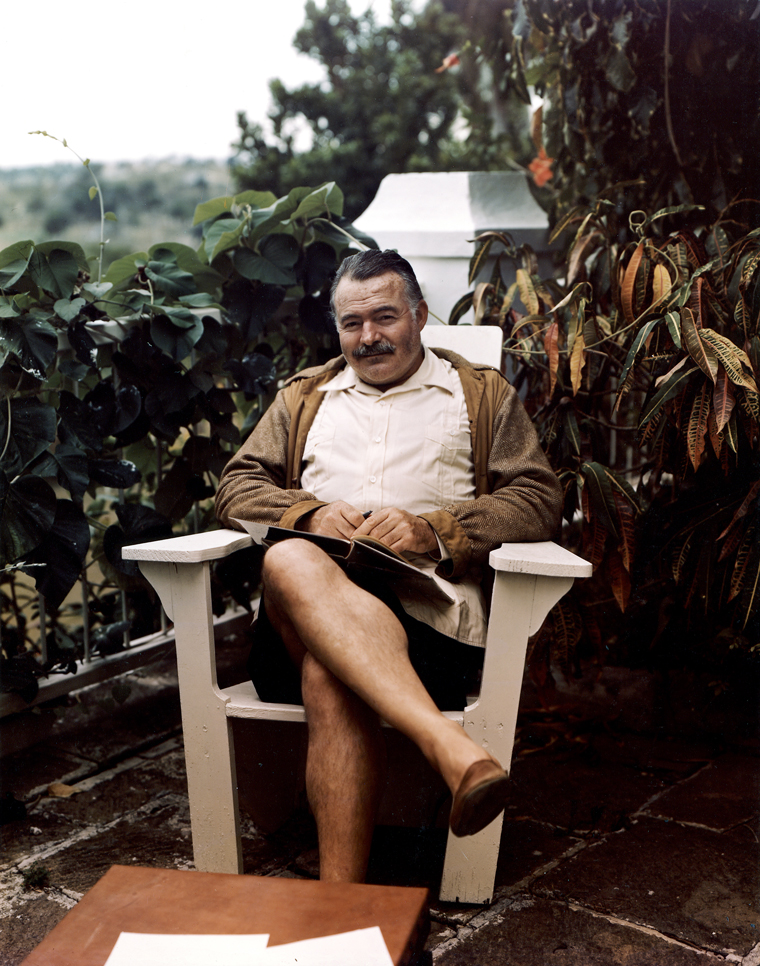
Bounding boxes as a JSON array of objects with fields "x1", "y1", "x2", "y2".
[
  {"x1": 104, "y1": 931, "x2": 270, "y2": 966},
  {"x1": 262, "y1": 926, "x2": 395, "y2": 966}
]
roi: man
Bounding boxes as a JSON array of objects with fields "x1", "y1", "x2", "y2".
[{"x1": 216, "y1": 250, "x2": 562, "y2": 883}]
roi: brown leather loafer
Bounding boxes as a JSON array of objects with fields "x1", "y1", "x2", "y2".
[{"x1": 449, "y1": 758, "x2": 510, "y2": 837}]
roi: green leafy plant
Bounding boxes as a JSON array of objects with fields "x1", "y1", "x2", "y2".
[
  {"x1": 453, "y1": 199, "x2": 760, "y2": 679},
  {"x1": 0, "y1": 180, "x2": 373, "y2": 701}
]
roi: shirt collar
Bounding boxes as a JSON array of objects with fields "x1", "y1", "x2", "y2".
[{"x1": 320, "y1": 345, "x2": 455, "y2": 396}]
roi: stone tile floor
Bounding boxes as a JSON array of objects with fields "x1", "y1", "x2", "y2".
[{"x1": 1, "y1": 636, "x2": 759, "y2": 965}]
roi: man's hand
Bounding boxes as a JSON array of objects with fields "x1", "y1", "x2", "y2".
[
  {"x1": 298, "y1": 501, "x2": 365, "y2": 540},
  {"x1": 353, "y1": 507, "x2": 438, "y2": 555}
]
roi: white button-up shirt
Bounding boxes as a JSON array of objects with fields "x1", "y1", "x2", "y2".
[{"x1": 300, "y1": 348, "x2": 487, "y2": 647}]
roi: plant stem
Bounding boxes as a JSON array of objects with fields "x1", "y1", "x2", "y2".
[
  {"x1": 0, "y1": 397, "x2": 11, "y2": 462},
  {"x1": 29, "y1": 132, "x2": 107, "y2": 283}
]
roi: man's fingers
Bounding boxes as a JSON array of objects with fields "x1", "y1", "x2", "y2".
[
  {"x1": 301, "y1": 501, "x2": 363, "y2": 538},
  {"x1": 339, "y1": 504, "x2": 366, "y2": 530},
  {"x1": 354, "y1": 508, "x2": 436, "y2": 553}
]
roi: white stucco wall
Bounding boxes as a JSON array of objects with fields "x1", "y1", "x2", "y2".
[{"x1": 353, "y1": 172, "x2": 552, "y2": 324}]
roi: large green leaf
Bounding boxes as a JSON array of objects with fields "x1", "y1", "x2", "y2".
[
  {"x1": 144, "y1": 248, "x2": 196, "y2": 297},
  {"x1": 36, "y1": 241, "x2": 89, "y2": 273},
  {"x1": 0, "y1": 471, "x2": 57, "y2": 565},
  {"x1": 193, "y1": 191, "x2": 277, "y2": 227},
  {"x1": 57, "y1": 390, "x2": 105, "y2": 454},
  {"x1": 27, "y1": 247, "x2": 80, "y2": 299},
  {"x1": 193, "y1": 196, "x2": 236, "y2": 226},
  {"x1": 300, "y1": 241, "x2": 338, "y2": 295},
  {"x1": 0, "y1": 397, "x2": 57, "y2": 476},
  {"x1": 102, "y1": 503, "x2": 173, "y2": 577},
  {"x1": 0, "y1": 240, "x2": 34, "y2": 270},
  {"x1": 102, "y1": 251, "x2": 149, "y2": 292},
  {"x1": 150, "y1": 311, "x2": 205, "y2": 360},
  {"x1": 31, "y1": 442, "x2": 89, "y2": 505},
  {"x1": 21, "y1": 499, "x2": 90, "y2": 609},
  {"x1": 0, "y1": 258, "x2": 31, "y2": 290},
  {"x1": 291, "y1": 182, "x2": 344, "y2": 221},
  {"x1": 233, "y1": 235, "x2": 299, "y2": 286},
  {"x1": 225, "y1": 352, "x2": 277, "y2": 397},
  {"x1": 206, "y1": 217, "x2": 244, "y2": 262},
  {"x1": 88, "y1": 458, "x2": 141, "y2": 489},
  {"x1": 67, "y1": 319, "x2": 99, "y2": 369}
]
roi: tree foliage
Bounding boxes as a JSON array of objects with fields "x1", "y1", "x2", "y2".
[
  {"x1": 499, "y1": 0, "x2": 760, "y2": 220},
  {"x1": 232, "y1": 0, "x2": 531, "y2": 220}
]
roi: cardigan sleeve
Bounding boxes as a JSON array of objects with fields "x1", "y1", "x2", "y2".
[{"x1": 214, "y1": 390, "x2": 326, "y2": 530}]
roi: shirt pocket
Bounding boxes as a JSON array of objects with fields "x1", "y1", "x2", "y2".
[
  {"x1": 423, "y1": 418, "x2": 473, "y2": 502},
  {"x1": 302, "y1": 420, "x2": 336, "y2": 482}
]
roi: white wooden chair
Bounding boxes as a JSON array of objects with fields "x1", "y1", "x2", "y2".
[{"x1": 123, "y1": 325, "x2": 591, "y2": 904}]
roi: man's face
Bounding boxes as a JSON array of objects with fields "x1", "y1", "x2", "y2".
[{"x1": 334, "y1": 272, "x2": 427, "y2": 390}]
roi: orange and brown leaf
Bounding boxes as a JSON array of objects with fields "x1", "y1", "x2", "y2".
[
  {"x1": 544, "y1": 320, "x2": 560, "y2": 395},
  {"x1": 612, "y1": 490, "x2": 637, "y2": 573},
  {"x1": 681, "y1": 308, "x2": 718, "y2": 382},
  {"x1": 569, "y1": 329, "x2": 586, "y2": 395},
  {"x1": 712, "y1": 364, "x2": 736, "y2": 433},
  {"x1": 686, "y1": 381, "x2": 711, "y2": 471},
  {"x1": 608, "y1": 549, "x2": 632, "y2": 612},
  {"x1": 621, "y1": 242, "x2": 644, "y2": 325}
]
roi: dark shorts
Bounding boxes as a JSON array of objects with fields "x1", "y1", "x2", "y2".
[{"x1": 247, "y1": 575, "x2": 484, "y2": 712}]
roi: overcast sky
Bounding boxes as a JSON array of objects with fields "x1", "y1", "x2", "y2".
[{"x1": 3, "y1": 0, "x2": 392, "y2": 170}]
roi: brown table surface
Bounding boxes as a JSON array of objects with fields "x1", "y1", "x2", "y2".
[{"x1": 20, "y1": 865, "x2": 429, "y2": 966}]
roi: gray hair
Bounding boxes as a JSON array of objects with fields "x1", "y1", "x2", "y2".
[{"x1": 330, "y1": 250, "x2": 423, "y2": 325}]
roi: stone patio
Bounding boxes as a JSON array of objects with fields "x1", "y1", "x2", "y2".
[{"x1": 1, "y1": 633, "x2": 758, "y2": 965}]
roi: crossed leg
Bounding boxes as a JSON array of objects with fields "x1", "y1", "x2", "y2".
[{"x1": 261, "y1": 538, "x2": 502, "y2": 882}]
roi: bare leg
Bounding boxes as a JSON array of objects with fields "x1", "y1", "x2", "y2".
[
  {"x1": 262, "y1": 541, "x2": 490, "y2": 789},
  {"x1": 300, "y1": 655, "x2": 386, "y2": 881}
]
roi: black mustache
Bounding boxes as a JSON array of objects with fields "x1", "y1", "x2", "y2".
[{"x1": 353, "y1": 341, "x2": 395, "y2": 358}]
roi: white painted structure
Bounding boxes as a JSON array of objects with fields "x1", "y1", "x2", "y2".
[{"x1": 353, "y1": 171, "x2": 551, "y2": 325}]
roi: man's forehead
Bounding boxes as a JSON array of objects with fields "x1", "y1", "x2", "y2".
[{"x1": 334, "y1": 272, "x2": 406, "y2": 312}]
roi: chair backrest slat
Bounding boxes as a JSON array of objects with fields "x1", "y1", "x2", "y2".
[{"x1": 421, "y1": 325, "x2": 502, "y2": 369}]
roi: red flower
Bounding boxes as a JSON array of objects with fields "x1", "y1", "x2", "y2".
[
  {"x1": 435, "y1": 53, "x2": 461, "y2": 73},
  {"x1": 528, "y1": 147, "x2": 554, "y2": 188}
]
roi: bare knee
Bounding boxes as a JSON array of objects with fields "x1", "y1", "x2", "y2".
[{"x1": 261, "y1": 539, "x2": 329, "y2": 597}]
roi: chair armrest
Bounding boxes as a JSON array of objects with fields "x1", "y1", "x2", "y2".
[
  {"x1": 122, "y1": 528, "x2": 252, "y2": 564},
  {"x1": 489, "y1": 541, "x2": 592, "y2": 578}
]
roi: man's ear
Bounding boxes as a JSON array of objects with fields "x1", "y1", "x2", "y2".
[{"x1": 416, "y1": 299, "x2": 428, "y2": 331}]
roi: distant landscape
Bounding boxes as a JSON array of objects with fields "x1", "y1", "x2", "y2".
[{"x1": 0, "y1": 159, "x2": 235, "y2": 274}]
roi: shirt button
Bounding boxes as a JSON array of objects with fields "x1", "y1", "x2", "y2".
[
  {"x1": 370, "y1": 476, "x2": 377, "y2": 483},
  {"x1": 374, "y1": 436, "x2": 382, "y2": 443}
]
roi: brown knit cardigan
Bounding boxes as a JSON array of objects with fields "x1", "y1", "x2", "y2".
[{"x1": 215, "y1": 349, "x2": 562, "y2": 584}]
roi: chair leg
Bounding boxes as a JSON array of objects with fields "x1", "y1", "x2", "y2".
[
  {"x1": 440, "y1": 813, "x2": 504, "y2": 904},
  {"x1": 139, "y1": 559, "x2": 243, "y2": 874},
  {"x1": 438, "y1": 571, "x2": 575, "y2": 903}
]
